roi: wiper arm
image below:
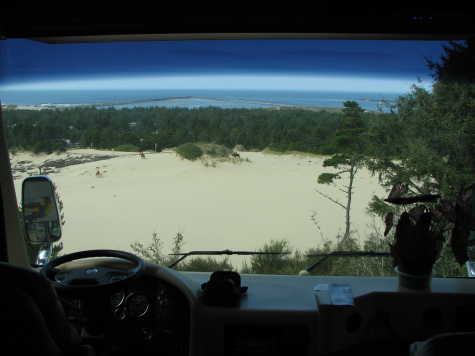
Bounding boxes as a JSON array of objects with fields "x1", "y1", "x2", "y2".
[
  {"x1": 302, "y1": 251, "x2": 390, "y2": 274},
  {"x1": 168, "y1": 249, "x2": 290, "y2": 268}
]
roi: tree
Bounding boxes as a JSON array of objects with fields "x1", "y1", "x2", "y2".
[
  {"x1": 316, "y1": 101, "x2": 367, "y2": 241},
  {"x1": 426, "y1": 39, "x2": 475, "y2": 84},
  {"x1": 367, "y1": 40, "x2": 475, "y2": 272}
]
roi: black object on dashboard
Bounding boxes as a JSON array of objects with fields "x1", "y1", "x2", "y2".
[{"x1": 200, "y1": 271, "x2": 248, "y2": 307}]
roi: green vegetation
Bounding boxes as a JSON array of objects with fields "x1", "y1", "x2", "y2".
[
  {"x1": 4, "y1": 106, "x2": 349, "y2": 154},
  {"x1": 32, "y1": 140, "x2": 67, "y2": 154},
  {"x1": 364, "y1": 41, "x2": 475, "y2": 270},
  {"x1": 175, "y1": 143, "x2": 203, "y2": 161},
  {"x1": 130, "y1": 232, "x2": 233, "y2": 271},
  {"x1": 179, "y1": 257, "x2": 233, "y2": 272},
  {"x1": 131, "y1": 230, "x2": 463, "y2": 277},
  {"x1": 114, "y1": 143, "x2": 139, "y2": 152},
  {"x1": 197, "y1": 143, "x2": 232, "y2": 157}
]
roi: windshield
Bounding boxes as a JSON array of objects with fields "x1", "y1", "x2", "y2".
[{"x1": 1, "y1": 38, "x2": 473, "y2": 277}]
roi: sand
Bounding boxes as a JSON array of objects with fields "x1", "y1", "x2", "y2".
[{"x1": 11, "y1": 149, "x2": 387, "y2": 268}]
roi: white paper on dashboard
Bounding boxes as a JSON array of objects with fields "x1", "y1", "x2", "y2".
[
  {"x1": 328, "y1": 284, "x2": 354, "y2": 305},
  {"x1": 313, "y1": 284, "x2": 331, "y2": 305}
]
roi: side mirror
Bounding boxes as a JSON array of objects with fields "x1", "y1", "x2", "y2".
[{"x1": 21, "y1": 176, "x2": 62, "y2": 266}]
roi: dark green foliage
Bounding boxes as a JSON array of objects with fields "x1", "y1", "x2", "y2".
[
  {"x1": 241, "y1": 234, "x2": 392, "y2": 276},
  {"x1": 367, "y1": 93, "x2": 473, "y2": 197},
  {"x1": 114, "y1": 144, "x2": 139, "y2": 152},
  {"x1": 366, "y1": 195, "x2": 399, "y2": 219},
  {"x1": 242, "y1": 233, "x2": 463, "y2": 277},
  {"x1": 366, "y1": 41, "x2": 475, "y2": 270},
  {"x1": 367, "y1": 40, "x2": 474, "y2": 203},
  {"x1": 175, "y1": 143, "x2": 203, "y2": 161},
  {"x1": 426, "y1": 39, "x2": 475, "y2": 84},
  {"x1": 179, "y1": 257, "x2": 233, "y2": 272},
  {"x1": 198, "y1": 143, "x2": 232, "y2": 157},
  {"x1": 3, "y1": 106, "x2": 348, "y2": 155},
  {"x1": 32, "y1": 140, "x2": 66, "y2": 154},
  {"x1": 240, "y1": 240, "x2": 295, "y2": 275}
]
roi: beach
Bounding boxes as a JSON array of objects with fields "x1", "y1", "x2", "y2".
[{"x1": 11, "y1": 149, "x2": 387, "y2": 268}]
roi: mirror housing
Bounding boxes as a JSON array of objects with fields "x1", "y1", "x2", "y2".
[{"x1": 21, "y1": 176, "x2": 62, "y2": 265}]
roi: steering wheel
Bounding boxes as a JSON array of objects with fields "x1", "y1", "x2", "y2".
[{"x1": 41, "y1": 249, "x2": 145, "y2": 289}]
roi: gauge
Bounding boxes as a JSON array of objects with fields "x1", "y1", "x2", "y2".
[
  {"x1": 114, "y1": 307, "x2": 127, "y2": 321},
  {"x1": 110, "y1": 290, "x2": 125, "y2": 309},
  {"x1": 55, "y1": 271, "x2": 68, "y2": 283},
  {"x1": 155, "y1": 287, "x2": 172, "y2": 321},
  {"x1": 126, "y1": 293, "x2": 149, "y2": 318},
  {"x1": 156, "y1": 288, "x2": 170, "y2": 309}
]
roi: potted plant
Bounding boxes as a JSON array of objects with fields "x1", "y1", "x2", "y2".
[
  {"x1": 390, "y1": 202, "x2": 443, "y2": 291},
  {"x1": 383, "y1": 183, "x2": 474, "y2": 291}
]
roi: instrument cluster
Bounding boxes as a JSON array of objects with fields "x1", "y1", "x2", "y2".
[{"x1": 110, "y1": 281, "x2": 172, "y2": 322}]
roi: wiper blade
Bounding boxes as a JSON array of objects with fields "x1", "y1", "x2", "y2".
[
  {"x1": 307, "y1": 251, "x2": 390, "y2": 258},
  {"x1": 302, "y1": 250, "x2": 390, "y2": 274},
  {"x1": 168, "y1": 249, "x2": 290, "y2": 268}
]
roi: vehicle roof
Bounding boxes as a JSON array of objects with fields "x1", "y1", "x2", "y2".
[{"x1": 0, "y1": 9, "x2": 474, "y2": 41}]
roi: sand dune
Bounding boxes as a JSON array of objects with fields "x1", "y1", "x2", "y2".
[{"x1": 11, "y1": 149, "x2": 387, "y2": 268}]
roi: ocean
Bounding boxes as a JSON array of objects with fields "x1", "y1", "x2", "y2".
[{"x1": 0, "y1": 89, "x2": 400, "y2": 112}]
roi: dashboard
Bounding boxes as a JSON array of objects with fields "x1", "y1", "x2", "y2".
[
  {"x1": 51, "y1": 258, "x2": 475, "y2": 356},
  {"x1": 56, "y1": 263, "x2": 190, "y2": 356}
]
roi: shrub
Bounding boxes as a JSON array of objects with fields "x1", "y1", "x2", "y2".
[
  {"x1": 114, "y1": 144, "x2": 139, "y2": 152},
  {"x1": 241, "y1": 239, "x2": 295, "y2": 274},
  {"x1": 199, "y1": 143, "x2": 232, "y2": 157},
  {"x1": 130, "y1": 232, "x2": 168, "y2": 265},
  {"x1": 179, "y1": 257, "x2": 233, "y2": 272},
  {"x1": 131, "y1": 232, "x2": 232, "y2": 271},
  {"x1": 131, "y1": 230, "x2": 466, "y2": 277},
  {"x1": 175, "y1": 143, "x2": 203, "y2": 161}
]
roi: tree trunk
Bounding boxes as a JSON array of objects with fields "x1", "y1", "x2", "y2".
[{"x1": 344, "y1": 164, "x2": 355, "y2": 241}]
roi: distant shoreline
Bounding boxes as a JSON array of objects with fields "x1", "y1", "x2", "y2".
[{"x1": 2, "y1": 96, "x2": 348, "y2": 113}]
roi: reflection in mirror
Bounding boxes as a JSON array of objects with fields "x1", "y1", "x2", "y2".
[
  {"x1": 21, "y1": 176, "x2": 62, "y2": 245},
  {"x1": 35, "y1": 243, "x2": 53, "y2": 266}
]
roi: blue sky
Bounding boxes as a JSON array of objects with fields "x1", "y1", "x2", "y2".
[{"x1": 0, "y1": 39, "x2": 448, "y2": 93}]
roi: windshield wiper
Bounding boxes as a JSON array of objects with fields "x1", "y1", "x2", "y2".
[
  {"x1": 301, "y1": 251, "x2": 390, "y2": 274},
  {"x1": 168, "y1": 249, "x2": 290, "y2": 268}
]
